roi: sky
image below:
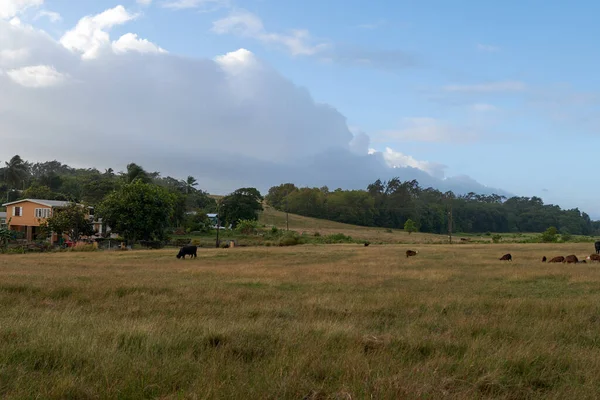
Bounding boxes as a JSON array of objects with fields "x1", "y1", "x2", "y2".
[{"x1": 1, "y1": 0, "x2": 599, "y2": 217}]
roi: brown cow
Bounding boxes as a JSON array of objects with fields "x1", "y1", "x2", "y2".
[
  {"x1": 542, "y1": 256, "x2": 547, "y2": 262},
  {"x1": 588, "y1": 254, "x2": 600, "y2": 262},
  {"x1": 406, "y1": 250, "x2": 418, "y2": 258},
  {"x1": 548, "y1": 256, "x2": 565, "y2": 263},
  {"x1": 499, "y1": 253, "x2": 512, "y2": 261},
  {"x1": 564, "y1": 255, "x2": 578, "y2": 264}
]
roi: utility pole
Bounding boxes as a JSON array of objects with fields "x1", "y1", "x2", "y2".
[
  {"x1": 285, "y1": 198, "x2": 289, "y2": 231},
  {"x1": 448, "y1": 205, "x2": 453, "y2": 244},
  {"x1": 215, "y1": 200, "x2": 221, "y2": 248}
]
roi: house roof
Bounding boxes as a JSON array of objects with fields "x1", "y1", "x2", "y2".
[{"x1": 1, "y1": 199, "x2": 80, "y2": 208}]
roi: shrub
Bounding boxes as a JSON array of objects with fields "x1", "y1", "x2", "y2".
[
  {"x1": 236, "y1": 219, "x2": 261, "y2": 235},
  {"x1": 278, "y1": 232, "x2": 302, "y2": 246},
  {"x1": 541, "y1": 227, "x2": 559, "y2": 243},
  {"x1": 491, "y1": 234, "x2": 502, "y2": 243},
  {"x1": 561, "y1": 232, "x2": 573, "y2": 242},
  {"x1": 313, "y1": 232, "x2": 321, "y2": 237},
  {"x1": 323, "y1": 233, "x2": 355, "y2": 244}
]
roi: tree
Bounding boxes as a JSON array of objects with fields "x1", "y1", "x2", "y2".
[
  {"x1": 97, "y1": 180, "x2": 176, "y2": 244},
  {"x1": 21, "y1": 184, "x2": 66, "y2": 201},
  {"x1": 4, "y1": 155, "x2": 29, "y2": 189},
  {"x1": 183, "y1": 176, "x2": 198, "y2": 194},
  {"x1": 220, "y1": 187, "x2": 263, "y2": 228},
  {"x1": 265, "y1": 183, "x2": 298, "y2": 210},
  {"x1": 124, "y1": 163, "x2": 152, "y2": 184},
  {"x1": 41, "y1": 203, "x2": 95, "y2": 242},
  {"x1": 404, "y1": 218, "x2": 418, "y2": 235}
]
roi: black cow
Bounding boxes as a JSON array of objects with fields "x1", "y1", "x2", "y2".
[
  {"x1": 499, "y1": 253, "x2": 512, "y2": 261},
  {"x1": 176, "y1": 245, "x2": 197, "y2": 259},
  {"x1": 595, "y1": 241, "x2": 600, "y2": 254}
]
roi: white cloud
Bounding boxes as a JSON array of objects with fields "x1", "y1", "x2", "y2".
[
  {"x1": 378, "y1": 147, "x2": 447, "y2": 179},
  {"x1": 162, "y1": 0, "x2": 227, "y2": 11},
  {"x1": 0, "y1": 17, "x2": 507, "y2": 198},
  {"x1": 471, "y1": 103, "x2": 497, "y2": 112},
  {"x1": 0, "y1": 47, "x2": 28, "y2": 65},
  {"x1": 212, "y1": 9, "x2": 328, "y2": 56},
  {"x1": 377, "y1": 117, "x2": 478, "y2": 143},
  {"x1": 6, "y1": 64, "x2": 67, "y2": 87},
  {"x1": 112, "y1": 33, "x2": 167, "y2": 54},
  {"x1": 137, "y1": 0, "x2": 152, "y2": 5},
  {"x1": 59, "y1": 5, "x2": 138, "y2": 60},
  {"x1": 34, "y1": 9, "x2": 61, "y2": 22},
  {"x1": 0, "y1": 0, "x2": 43, "y2": 19},
  {"x1": 477, "y1": 43, "x2": 500, "y2": 52},
  {"x1": 443, "y1": 81, "x2": 526, "y2": 93}
]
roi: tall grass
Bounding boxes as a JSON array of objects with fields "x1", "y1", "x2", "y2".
[{"x1": 2, "y1": 243, "x2": 600, "y2": 398}]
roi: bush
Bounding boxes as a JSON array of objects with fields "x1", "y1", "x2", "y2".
[
  {"x1": 491, "y1": 234, "x2": 502, "y2": 243},
  {"x1": 561, "y1": 232, "x2": 573, "y2": 242},
  {"x1": 313, "y1": 232, "x2": 321, "y2": 237},
  {"x1": 323, "y1": 233, "x2": 355, "y2": 244},
  {"x1": 278, "y1": 232, "x2": 302, "y2": 246},
  {"x1": 69, "y1": 243, "x2": 97, "y2": 252},
  {"x1": 541, "y1": 227, "x2": 559, "y2": 243},
  {"x1": 236, "y1": 219, "x2": 261, "y2": 235}
]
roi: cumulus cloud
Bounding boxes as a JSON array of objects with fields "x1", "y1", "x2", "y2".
[
  {"x1": 112, "y1": 33, "x2": 168, "y2": 54},
  {"x1": 378, "y1": 147, "x2": 447, "y2": 179},
  {"x1": 0, "y1": 0, "x2": 43, "y2": 19},
  {"x1": 6, "y1": 64, "x2": 67, "y2": 87},
  {"x1": 0, "y1": 15, "x2": 508, "y2": 198},
  {"x1": 59, "y1": 5, "x2": 139, "y2": 59}
]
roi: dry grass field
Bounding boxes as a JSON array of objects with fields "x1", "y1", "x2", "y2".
[{"x1": 2, "y1": 243, "x2": 600, "y2": 399}]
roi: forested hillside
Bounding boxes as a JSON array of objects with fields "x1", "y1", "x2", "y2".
[{"x1": 266, "y1": 180, "x2": 599, "y2": 235}]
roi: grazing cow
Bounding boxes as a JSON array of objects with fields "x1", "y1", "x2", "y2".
[
  {"x1": 548, "y1": 256, "x2": 565, "y2": 263},
  {"x1": 542, "y1": 256, "x2": 547, "y2": 262},
  {"x1": 176, "y1": 245, "x2": 197, "y2": 259},
  {"x1": 564, "y1": 254, "x2": 578, "y2": 264},
  {"x1": 499, "y1": 253, "x2": 512, "y2": 261},
  {"x1": 406, "y1": 250, "x2": 418, "y2": 258},
  {"x1": 588, "y1": 254, "x2": 600, "y2": 262},
  {"x1": 596, "y1": 241, "x2": 600, "y2": 254}
]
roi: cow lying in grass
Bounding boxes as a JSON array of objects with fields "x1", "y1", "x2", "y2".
[
  {"x1": 176, "y1": 245, "x2": 197, "y2": 259},
  {"x1": 406, "y1": 250, "x2": 418, "y2": 258}
]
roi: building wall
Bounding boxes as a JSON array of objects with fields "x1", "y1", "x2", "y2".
[{"x1": 6, "y1": 201, "x2": 52, "y2": 228}]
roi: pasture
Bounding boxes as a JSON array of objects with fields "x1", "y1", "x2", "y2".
[{"x1": 2, "y1": 243, "x2": 600, "y2": 398}]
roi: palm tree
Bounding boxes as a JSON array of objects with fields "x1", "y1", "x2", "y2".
[
  {"x1": 183, "y1": 176, "x2": 198, "y2": 194},
  {"x1": 4, "y1": 155, "x2": 29, "y2": 190}
]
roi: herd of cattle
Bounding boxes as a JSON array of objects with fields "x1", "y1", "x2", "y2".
[
  {"x1": 496, "y1": 241, "x2": 600, "y2": 264},
  {"x1": 176, "y1": 241, "x2": 600, "y2": 263}
]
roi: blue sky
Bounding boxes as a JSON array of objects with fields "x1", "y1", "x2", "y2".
[{"x1": 2, "y1": 0, "x2": 600, "y2": 216}]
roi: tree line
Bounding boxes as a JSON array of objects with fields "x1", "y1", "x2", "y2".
[
  {"x1": 265, "y1": 179, "x2": 599, "y2": 235},
  {"x1": 0, "y1": 155, "x2": 263, "y2": 243}
]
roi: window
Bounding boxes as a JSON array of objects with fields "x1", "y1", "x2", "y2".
[
  {"x1": 12, "y1": 206, "x2": 22, "y2": 217},
  {"x1": 35, "y1": 208, "x2": 51, "y2": 219}
]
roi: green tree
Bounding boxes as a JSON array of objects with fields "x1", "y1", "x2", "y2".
[
  {"x1": 183, "y1": 176, "x2": 198, "y2": 194},
  {"x1": 404, "y1": 218, "x2": 418, "y2": 235},
  {"x1": 41, "y1": 203, "x2": 95, "y2": 242},
  {"x1": 265, "y1": 183, "x2": 298, "y2": 210},
  {"x1": 124, "y1": 163, "x2": 152, "y2": 184},
  {"x1": 4, "y1": 155, "x2": 29, "y2": 190},
  {"x1": 220, "y1": 188, "x2": 263, "y2": 228},
  {"x1": 97, "y1": 180, "x2": 176, "y2": 244},
  {"x1": 21, "y1": 184, "x2": 66, "y2": 201}
]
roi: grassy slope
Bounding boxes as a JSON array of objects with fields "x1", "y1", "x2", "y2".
[{"x1": 2, "y1": 243, "x2": 600, "y2": 398}]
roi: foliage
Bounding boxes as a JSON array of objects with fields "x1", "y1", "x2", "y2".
[
  {"x1": 97, "y1": 180, "x2": 177, "y2": 243},
  {"x1": 3, "y1": 155, "x2": 29, "y2": 190},
  {"x1": 220, "y1": 188, "x2": 264, "y2": 228},
  {"x1": 183, "y1": 212, "x2": 212, "y2": 234},
  {"x1": 561, "y1": 232, "x2": 573, "y2": 242},
  {"x1": 492, "y1": 234, "x2": 502, "y2": 243},
  {"x1": 404, "y1": 219, "x2": 418, "y2": 235},
  {"x1": 236, "y1": 219, "x2": 261, "y2": 235},
  {"x1": 0, "y1": 227, "x2": 11, "y2": 247},
  {"x1": 265, "y1": 183, "x2": 298, "y2": 210},
  {"x1": 41, "y1": 203, "x2": 95, "y2": 242},
  {"x1": 277, "y1": 231, "x2": 302, "y2": 246},
  {"x1": 541, "y1": 226, "x2": 559, "y2": 243},
  {"x1": 21, "y1": 184, "x2": 67, "y2": 201}
]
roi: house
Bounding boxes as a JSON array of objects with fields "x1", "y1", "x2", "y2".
[
  {"x1": 0, "y1": 211, "x2": 6, "y2": 227},
  {"x1": 1, "y1": 199, "x2": 104, "y2": 242}
]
